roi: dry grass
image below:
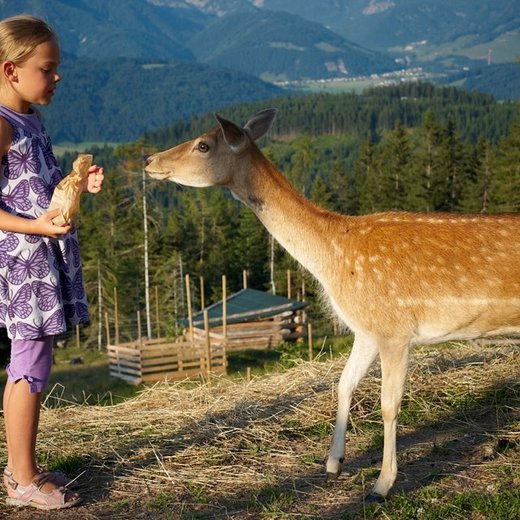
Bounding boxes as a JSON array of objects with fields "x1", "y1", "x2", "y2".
[{"x1": 1, "y1": 341, "x2": 519, "y2": 519}]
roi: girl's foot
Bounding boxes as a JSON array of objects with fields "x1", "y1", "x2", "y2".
[
  {"x1": 3, "y1": 466, "x2": 71, "y2": 488},
  {"x1": 4, "y1": 471, "x2": 82, "y2": 510}
]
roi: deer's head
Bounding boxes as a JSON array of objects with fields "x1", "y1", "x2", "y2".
[{"x1": 145, "y1": 108, "x2": 277, "y2": 188}]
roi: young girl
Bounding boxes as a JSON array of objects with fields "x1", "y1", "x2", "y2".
[{"x1": 0, "y1": 15, "x2": 104, "y2": 509}]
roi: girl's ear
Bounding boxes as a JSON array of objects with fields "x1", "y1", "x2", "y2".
[{"x1": 2, "y1": 61, "x2": 18, "y2": 82}]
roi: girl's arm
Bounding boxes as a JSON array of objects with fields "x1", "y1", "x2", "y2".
[
  {"x1": 0, "y1": 116, "x2": 72, "y2": 238},
  {"x1": 0, "y1": 207, "x2": 72, "y2": 238}
]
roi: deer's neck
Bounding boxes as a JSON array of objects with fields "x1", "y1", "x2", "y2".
[{"x1": 230, "y1": 157, "x2": 343, "y2": 282}]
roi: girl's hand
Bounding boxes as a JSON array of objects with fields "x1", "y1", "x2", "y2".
[
  {"x1": 33, "y1": 209, "x2": 72, "y2": 238},
  {"x1": 83, "y1": 165, "x2": 104, "y2": 193}
]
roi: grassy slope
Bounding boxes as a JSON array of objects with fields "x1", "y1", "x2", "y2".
[{"x1": 0, "y1": 340, "x2": 519, "y2": 519}]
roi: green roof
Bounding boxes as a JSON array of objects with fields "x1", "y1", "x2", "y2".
[{"x1": 190, "y1": 288, "x2": 307, "y2": 328}]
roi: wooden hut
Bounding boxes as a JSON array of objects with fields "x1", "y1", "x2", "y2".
[
  {"x1": 108, "y1": 288, "x2": 307, "y2": 384},
  {"x1": 188, "y1": 288, "x2": 307, "y2": 351}
]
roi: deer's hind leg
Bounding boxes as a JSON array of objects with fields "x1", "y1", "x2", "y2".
[
  {"x1": 370, "y1": 337, "x2": 411, "y2": 499},
  {"x1": 326, "y1": 332, "x2": 379, "y2": 479}
]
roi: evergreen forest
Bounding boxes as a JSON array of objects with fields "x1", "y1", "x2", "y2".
[{"x1": 60, "y1": 83, "x2": 520, "y2": 347}]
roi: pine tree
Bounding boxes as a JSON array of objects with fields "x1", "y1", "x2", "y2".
[
  {"x1": 459, "y1": 139, "x2": 494, "y2": 213},
  {"x1": 310, "y1": 174, "x2": 334, "y2": 210},
  {"x1": 492, "y1": 113, "x2": 520, "y2": 212},
  {"x1": 236, "y1": 207, "x2": 269, "y2": 290},
  {"x1": 407, "y1": 109, "x2": 442, "y2": 211},
  {"x1": 376, "y1": 121, "x2": 411, "y2": 211},
  {"x1": 288, "y1": 134, "x2": 316, "y2": 197},
  {"x1": 355, "y1": 138, "x2": 379, "y2": 214},
  {"x1": 433, "y1": 119, "x2": 468, "y2": 211}
]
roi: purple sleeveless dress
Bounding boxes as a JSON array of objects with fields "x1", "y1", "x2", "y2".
[{"x1": 0, "y1": 104, "x2": 89, "y2": 340}]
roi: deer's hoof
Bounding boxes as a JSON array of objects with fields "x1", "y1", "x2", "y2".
[
  {"x1": 325, "y1": 469, "x2": 342, "y2": 483},
  {"x1": 364, "y1": 492, "x2": 385, "y2": 505}
]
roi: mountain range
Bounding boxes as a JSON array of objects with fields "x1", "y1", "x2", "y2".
[{"x1": 1, "y1": 0, "x2": 518, "y2": 144}]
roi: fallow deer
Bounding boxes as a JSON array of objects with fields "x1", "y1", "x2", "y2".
[{"x1": 145, "y1": 108, "x2": 520, "y2": 500}]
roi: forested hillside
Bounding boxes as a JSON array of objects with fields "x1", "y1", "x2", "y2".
[
  {"x1": 256, "y1": 0, "x2": 520, "y2": 62},
  {"x1": 61, "y1": 84, "x2": 519, "y2": 347},
  {"x1": 143, "y1": 82, "x2": 516, "y2": 148},
  {"x1": 188, "y1": 8, "x2": 397, "y2": 81},
  {"x1": 39, "y1": 56, "x2": 282, "y2": 143},
  {"x1": 443, "y1": 63, "x2": 520, "y2": 102}
]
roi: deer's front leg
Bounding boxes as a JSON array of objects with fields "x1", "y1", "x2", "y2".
[{"x1": 326, "y1": 333, "x2": 379, "y2": 478}]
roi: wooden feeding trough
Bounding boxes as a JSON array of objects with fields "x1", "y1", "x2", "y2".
[
  {"x1": 187, "y1": 288, "x2": 308, "y2": 351},
  {"x1": 108, "y1": 332, "x2": 227, "y2": 385}
]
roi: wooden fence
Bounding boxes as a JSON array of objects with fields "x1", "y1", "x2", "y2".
[{"x1": 108, "y1": 330, "x2": 227, "y2": 385}]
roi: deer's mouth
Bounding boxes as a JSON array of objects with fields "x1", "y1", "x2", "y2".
[{"x1": 144, "y1": 167, "x2": 173, "y2": 180}]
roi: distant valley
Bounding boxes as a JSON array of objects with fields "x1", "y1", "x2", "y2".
[{"x1": 1, "y1": 0, "x2": 518, "y2": 144}]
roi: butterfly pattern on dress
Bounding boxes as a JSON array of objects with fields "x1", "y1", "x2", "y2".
[
  {"x1": 64, "y1": 301, "x2": 89, "y2": 322},
  {"x1": 36, "y1": 134, "x2": 59, "y2": 170},
  {"x1": 1, "y1": 179, "x2": 32, "y2": 212},
  {"x1": 0, "y1": 234, "x2": 19, "y2": 268},
  {"x1": 4, "y1": 139, "x2": 40, "y2": 179},
  {"x1": 29, "y1": 170, "x2": 61, "y2": 208},
  {"x1": 0, "y1": 104, "x2": 90, "y2": 339},
  {"x1": 31, "y1": 280, "x2": 61, "y2": 311},
  {"x1": 60, "y1": 268, "x2": 86, "y2": 301},
  {"x1": 0, "y1": 283, "x2": 33, "y2": 322},
  {"x1": 6, "y1": 242, "x2": 50, "y2": 285},
  {"x1": 49, "y1": 240, "x2": 70, "y2": 274},
  {"x1": 7, "y1": 284, "x2": 32, "y2": 320},
  {"x1": 17, "y1": 309, "x2": 65, "y2": 338}
]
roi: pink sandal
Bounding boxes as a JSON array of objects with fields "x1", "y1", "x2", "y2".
[
  {"x1": 4, "y1": 466, "x2": 71, "y2": 488},
  {"x1": 4, "y1": 471, "x2": 82, "y2": 510}
]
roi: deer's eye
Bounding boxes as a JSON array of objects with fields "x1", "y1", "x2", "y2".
[{"x1": 197, "y1": 142, "x2": 210, "y2": 153}]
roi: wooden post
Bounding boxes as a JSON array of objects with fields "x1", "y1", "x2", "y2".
[
  {"x1": 204, "y1": 309, "x2": 211, "y2": 380},
  {"x1": 137, "y1": 310, "x2": 142, "y2": 345},
  {"x1": 222, "y1": 274, "x2": 227, "y2": 340},
  {"x1": 308, "y1": 322, "x2": 313, "y2": 361},
  {"x1": 287, "y1": 269, "x2": 292, "y2": 299},
  {"x1": 243, "y1": 269, "x2": 248, "y2": 289},
  {"x1": 301, "y1": 277, "x2": 307, "y2": 324},
  {"x1": 200, "y1": 276, "x2": 205, "y2": 310},
  {"x1": 105, "y1": 312, "x2": 111, "y2": 347},
  {"x1": 97, "y1": 260, "x2": 102, "y2": 351},
  {"x1": 155, "y1": 285, "x2": 160, "y2": 338},
  {"x1": 185, "y1": 274, "x2": 194, "y2": 344},
  {"x1": 114, "y1": 286, "x2": 120, "y2": 345},
  {"x1": 75, "y1": 324, "x2": 80, "y2": 349},
  {"x1": 246, "y1": 366, "x2": 251, "y2": 382},
  {"x1": 142, "y1": 164, "x2": 152, "y2": 340}
]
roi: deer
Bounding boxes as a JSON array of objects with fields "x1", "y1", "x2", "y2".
[{"x1": 145, "y1": 108, "x2": 520, "y2": 500}]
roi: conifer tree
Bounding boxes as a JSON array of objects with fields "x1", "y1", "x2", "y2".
[
  {"x1": 460, "y1": 138, "x2": 494, "y2": 213},
  {"x1": 288, "y1": 134, "x2": 316, "y2": 196},
  {"x1": 377, "y1": 121, "x2": 411, "y2": 211},
  {"x1": 310, "y1": 174, "x2": 334, "y2": 210},
  {"x1": 492, "y1": 113, "x2": 520, "y2": 211},
  {"x1": 407, "y1": 109, "x2": 442, "y2": 211},
  {"x1": 355, "y1": 138, "x2": 379, "y2": 214},
  {"x1": 433, "y1": 119, "x2": 468, "y2": 211}
]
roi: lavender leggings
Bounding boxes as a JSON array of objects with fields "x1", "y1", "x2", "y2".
[{"x1": 6, "y1": 336, "x2": 54, "y2": 393}]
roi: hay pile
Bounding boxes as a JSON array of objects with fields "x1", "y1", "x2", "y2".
[{"x1": 1, "y1": 341, "x2": 519, "y2": 519}]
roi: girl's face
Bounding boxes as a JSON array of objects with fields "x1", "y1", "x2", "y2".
[{"x1": 5, "y1": 38, "x2": 61, "y2": 112}]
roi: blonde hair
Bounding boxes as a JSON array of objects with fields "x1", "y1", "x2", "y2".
[{"x1": 0, "y1": 15, "x2": 57, "y2": 64}]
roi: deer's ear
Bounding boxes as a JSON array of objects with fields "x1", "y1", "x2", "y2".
[
  {"x1": 216, "y1": 114, "x2": 248, "y2": 153},
  {"x1": 244, "y1": 108, "x2": 277, "y2": 141}
]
